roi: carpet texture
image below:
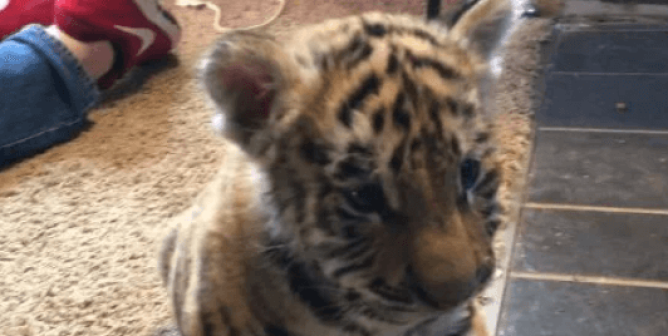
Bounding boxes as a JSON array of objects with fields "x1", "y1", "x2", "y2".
[{"x1": 0, "y1": 1, "x2": 554, "y2": 335}]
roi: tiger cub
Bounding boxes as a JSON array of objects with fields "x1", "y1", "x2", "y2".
[{"x1": 159, "y1": 0, "x2": 512, "y2": 335}]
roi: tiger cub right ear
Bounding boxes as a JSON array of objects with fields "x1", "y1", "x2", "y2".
[{"x1": 200, "y1": 31, "x2": 298, "y2": 151}]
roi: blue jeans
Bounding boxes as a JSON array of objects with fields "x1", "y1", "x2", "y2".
[{"x1": 0, "y1": 25, "x2": 100, "y2": 169}]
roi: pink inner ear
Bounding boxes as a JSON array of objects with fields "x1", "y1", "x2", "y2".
[{"x1": 220, "y1": 62, "x2": 275, "y2": 118}]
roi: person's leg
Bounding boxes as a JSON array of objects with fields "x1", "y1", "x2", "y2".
[
  {"x1": 45, "y1": 25, "x2": 114, "y2": 79},
  {"x1": 0, "y1": 0, "x2": 180, "y2": 168},
  {"x1": 0, "y1": 25, "x2": 101, "y2": 167}
]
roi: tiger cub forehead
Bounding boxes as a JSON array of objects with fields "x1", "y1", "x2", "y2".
[{"x1": 281, "y1": 12, "x2": 491, "y2": 165}]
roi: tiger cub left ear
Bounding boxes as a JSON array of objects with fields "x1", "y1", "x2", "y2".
[{"x1": 200, "y1": 31, "x2": 297, "y2": 151}]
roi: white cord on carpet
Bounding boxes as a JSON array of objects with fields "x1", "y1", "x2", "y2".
[
  {"x1": 489, "y1": 0, "x2": 532, "y2": 76},
  {"x1": 175, "y1": 0, "x2": 286, "y2": 33}
]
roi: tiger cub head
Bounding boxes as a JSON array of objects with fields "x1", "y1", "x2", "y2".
[{"x1": 200, "y1": 0, "x2": 509, "y2": 315}]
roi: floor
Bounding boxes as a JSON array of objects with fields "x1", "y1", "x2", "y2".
[{"x1": 491, "y1": 6, "x2": 668, "y2": 335}]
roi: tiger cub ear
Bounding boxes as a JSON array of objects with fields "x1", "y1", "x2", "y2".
[
  {"x1": 441, "y1": 0, "x2": 513, "y2": 60},
  {"x1": 200, "y1": 31, "x2": 298, "y2": 151}
]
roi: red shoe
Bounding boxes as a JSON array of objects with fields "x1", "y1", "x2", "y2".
[
  {"x1": 54, "y1": 0, "x2": 181, "y2": 89},
  {"x1": 0, "y1": 0, "x2": 54, "y2": 39}
]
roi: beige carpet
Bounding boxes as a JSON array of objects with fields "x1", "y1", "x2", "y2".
[{"x1": 0, "y1": 1, "x2": 554, "y2": 335}]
